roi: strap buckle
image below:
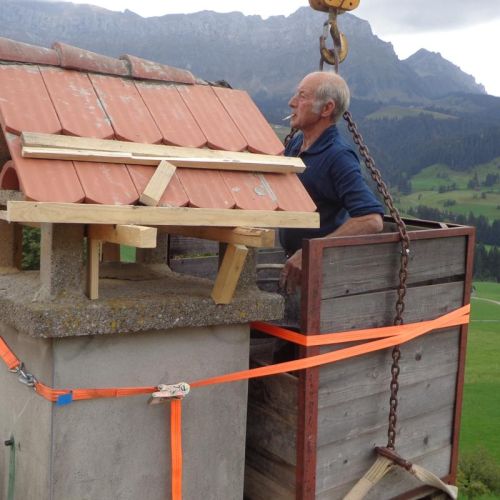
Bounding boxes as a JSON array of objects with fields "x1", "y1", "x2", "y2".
[
  {"x1": 15, "y1": 362, "x2": 38, "y2": 387},
  {"x1": 148, "y1": 382, "x2": 190, "y2": 405}
]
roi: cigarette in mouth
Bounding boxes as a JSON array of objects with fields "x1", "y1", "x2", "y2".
[{"x1": 282, "y1": 114, "x2": 293, "y2": 121}]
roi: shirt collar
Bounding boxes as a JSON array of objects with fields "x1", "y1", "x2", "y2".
[{"x1": 302, "y1": 125, "x2": 339, "y2": 155}]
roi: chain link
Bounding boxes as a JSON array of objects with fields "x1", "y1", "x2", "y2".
[{"x1": 342, "y1": 111, "x2": 411, "y2": 449}]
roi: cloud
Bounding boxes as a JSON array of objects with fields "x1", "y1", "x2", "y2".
[{"x1": 355, "y1": 0, "x2": 500, "y2": 34}]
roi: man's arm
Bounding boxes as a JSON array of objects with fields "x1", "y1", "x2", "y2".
[{"x1": 279, "y1": 213, "x2": 383, "y2": 293}]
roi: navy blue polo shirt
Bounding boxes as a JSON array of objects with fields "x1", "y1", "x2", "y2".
[{"x1": 280, "y1": 125, "x2": 384, "y2": 254}]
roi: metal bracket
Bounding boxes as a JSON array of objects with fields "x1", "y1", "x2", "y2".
[{"x1": 148, "y1": 382, "x2": 190, "y2": 405}]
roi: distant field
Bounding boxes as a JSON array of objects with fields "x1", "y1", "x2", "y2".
[
  {"x1": 366, "y1": 105, "x2": 457, "y2": 121},
  {"x1": 460, "y1": 282, "x2": 500, "y2": 463},
  {"x1": 400, "y1": 158, "x2": 500, "y2": 221},
  {"x1": 400, "y1": 189, "x2": 500, "y2": 220}
]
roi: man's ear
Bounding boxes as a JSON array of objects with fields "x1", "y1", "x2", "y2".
[{"x1": 321, "y1": 100, "x2": 335, "y2": 120}]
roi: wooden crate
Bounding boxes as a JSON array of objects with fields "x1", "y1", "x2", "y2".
[{"x1": 245, "y1": 217, "x2": 475, "y2": 500}]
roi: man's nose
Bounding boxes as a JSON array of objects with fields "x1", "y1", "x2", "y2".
[{"x1": 288, "y1": 95, "x2": 297, "y2": 107}]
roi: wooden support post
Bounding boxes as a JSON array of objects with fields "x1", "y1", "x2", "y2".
[
  {"x1": 86, "y1": 238, "x2": 101, "y2": 300},
  {"x1": 38, "y1": 223, "x2": 85, "y2": 300},
  {"x1": 211, "y1": 243, "x2": 249, "y2": 304},
  {"x1": 139, "y1": 160, "x2": 176, "y2": 206},
  {"x1": 0, "y1": 221, "x2": 22, "y2": 272}
]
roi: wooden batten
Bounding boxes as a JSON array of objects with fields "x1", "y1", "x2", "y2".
[
  {"x1": 139, "y1": 160, "x2": 177, "y2": 207},
  {"x1": 21, "y1": 132, "x2": 305, "y2": 174},
  {"x1": 160, "y1": 226, "x2": 275, "y2": 248},
  {"x1": 211, "y1": 243, "x2": 249, "y2": 304},
  {"x1": 6, "y1": 201, "x2": 319, "y2": 229},
  {"x1": 87, "y1": 224, "x2": 157, "y2": 248}
]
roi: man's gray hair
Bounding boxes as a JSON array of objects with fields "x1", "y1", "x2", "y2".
[{"x1": 312, "y1": 72, "x2": 350, "y2": 122}]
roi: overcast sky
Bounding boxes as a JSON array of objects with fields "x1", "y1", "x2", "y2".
[{"x1": 48, "y1": 0, "x2": 500, "y2": 96}]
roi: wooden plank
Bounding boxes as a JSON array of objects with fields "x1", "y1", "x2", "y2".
[
  {"x1": 318, "y1": 329, "x2": 460, "y2": 406},
  {"x1": 6, "y1": 201, "x2": 319, "y2": 229},
  {"x1": 316, "y1": 446, "x2": 453, "y2": 500},
  {"x1": 86, "y1": 238, "x2": 100, "y2": 300},
  {"x1": 22, "y1": 146, "x2": 304, "y2": 174},
  {"x1": 161, "y1": 226, "x2": 275, "y2": 248},
  {"x1": 211, "y1": 243, "x2": 248, "y2": 304},
  {"x1": 87, "y1": 224, "x2": 157, "y2": 248},
  {"x1": 21, "y1": 132, "x2": 305, "y2": 171},
  {"x1": 247, "y1": 402, "x2": 297, "y2": 465},
  {"x1": 317, "y1": 371, "x2": 458, "y2": 449},
  {"x1": 139, "y1": 160, "x2": 176, "y2": 207},
  {"x1": 22, "y1": 131, "x2": 304, "y2": 168},
  {"x1": 321, "y1": 236, "x2": 467, "y2": 300},
  {"x1": 319, "y1": 280, "x2": 465, "y2": 332},
  {"x1": 245, "y1": 463, "x2": 295, "y2": 500},
  {"x1": 315, "y1": 407, "x2": 454, "y2": 496}
]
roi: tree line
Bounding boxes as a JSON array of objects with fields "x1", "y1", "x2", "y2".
[{"x1": 407, "y1": 205, "x2": 500, "y2": 281}]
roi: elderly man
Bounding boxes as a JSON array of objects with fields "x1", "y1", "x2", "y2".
[{"x1": 279, "y1": 72, "x2": 384, "y2": 293}]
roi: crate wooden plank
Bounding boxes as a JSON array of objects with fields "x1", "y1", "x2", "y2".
[
  {"x1": 316, "y1": 446, "x2": 453, "y2": 500},
  {"x1": 320, "y1": 281, "x2": 465, "y2": 332},
  {"x1": 318, "y1": 328, "x2": 460, "y2": 405},
  {"x1": 315, "y1": 406, "x2": 454, "y2": 496},
  {"x1": 87, "y1": 224, "x2": 157, "y2": 248},
  {"x1": 247, "y1": 402, "x2": 297, "y2": 466},
  {"x1": 244, "y1": 466, "x2": 295, "y2": 500},
  {"x1": 248, "y1": 366, "x2": 298, "y2": 427},
  {"x1": 321, "y1": 236, "x2": 467, "y2": 300},
  {"x1": 317, "y1": 371, "x2": 457, "y2": 448}
]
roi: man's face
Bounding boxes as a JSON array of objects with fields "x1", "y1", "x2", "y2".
[{"x1": 288, "y1": 75, "x2": 320, "y2": 131}]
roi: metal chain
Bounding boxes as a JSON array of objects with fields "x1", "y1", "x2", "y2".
[
  {"x1": 343, "y1": 111, "x2": 411, "y2": 450},
  {"x1": 317, "y1": 8, "x2": 411, "y2": 450}
]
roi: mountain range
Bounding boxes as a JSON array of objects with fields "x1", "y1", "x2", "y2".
[{"x1": 1, "y1": 1, "x2": 499, "y2": 186}]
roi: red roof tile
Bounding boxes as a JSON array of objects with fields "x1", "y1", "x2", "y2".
[
  {"x1": 177, "y1": 169, "x2": 236, "y2": 209},
  {"x1": 40, "y1": 67, "x2": 114, "y2": 139},
  {"x1": 177, "y1": 85, "x2": 247, "y2": 152},
  {"x1": 74, "y1": 162, "x2": 139, "y2": 205},
  {"x1": 0, "y1": 37, "x2": 59, "y2": 66},
  {"x1": 0, "y1": 161, "x2": 19, "y2": 191},
  {"x1": 0, "y1": 38, "x2": 317, "y2": 216},
  {"x1": 128, "y1": 165, "x2": 189, "y2": 207},
  {"x1": 264, "y1": 173, "x2": 318, "y2": 212},
  {"x1": 53, "y1": 42, "x2": 129, "y2": 76},
  {"x1": 122, "y1": 54, "x2": 196, "y2": 85},
  {"x1": 221, "y1": 171, "x2": 278, "y2": 211},
  {"x1": 6, "y1": 134, "x2": 85, "y2": 203},
  {"x1": 0, "y1": 65, "x2": 62, "y2": 135},
  {"x1": 89, "y1": 74, "x2": 162, "y2": 144},
  {"x1": 135, "y1": 82, "x2": 206, "y2": 148},
  {"x1": 214, "y1": 87, "x2": 284, "y2": 155}
]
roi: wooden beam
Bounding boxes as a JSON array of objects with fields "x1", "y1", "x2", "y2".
[
  {"x1": 86, "y1": 238, "x2": 101, "y2": 300},
  {"x1": 22, "y1": 146, "x2": 304, "y2": 174},
  {"x1": 87, "y1": 224, "x2": 157, "y2": 248},
  {"x1": 6, "y1": 202, "x2": 319, "y2": 229},
  {"x1": 160, "y1": 226, "x2": 275, "y2": 248},
  {"x1": 139, "y1": 160, "x2": 176, "y2": 207},
  {"x1": 211, "y1": 243, "x2": 249, "y2": 304},
  {"x1": 22, "y1": 132, "x2": 304, "y2": 171}
]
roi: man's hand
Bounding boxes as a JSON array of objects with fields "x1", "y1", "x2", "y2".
[{"x1": 279, "y1": 249, "x2": 302, "y2": 294}]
